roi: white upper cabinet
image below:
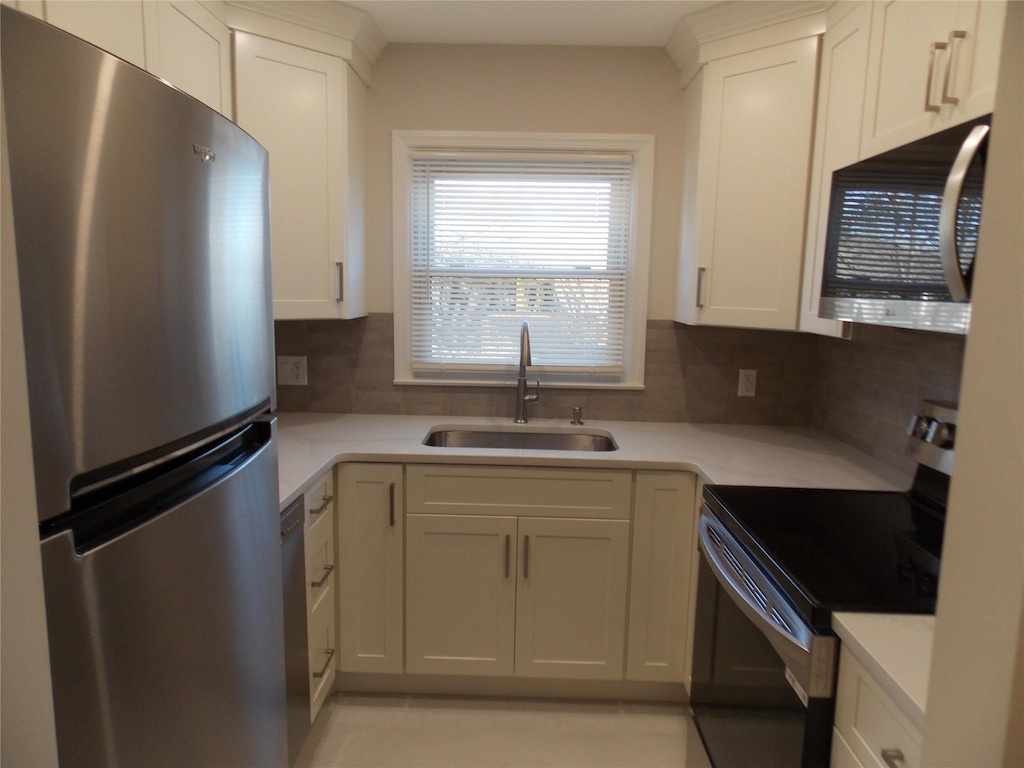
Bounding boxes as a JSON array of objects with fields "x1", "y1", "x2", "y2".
[
  {"x1": 40, "y1": 0, "x2": 148, "y2": 68},
  {"x1": 234, "y1": 32, "x2": 367, "y2": 320},
  {"x1": 860, "y1": 0, "x2": 1006, "y2": 158},
  {"x1": 799, "y1": 2, "x2": 872, "y2": 338},
  {"x1": 143, "y1": 2, "x2": 232, "y2": 118},
  {"x1": 676, "y1": 35, "x2": 819, "y2": 330},
  {"x1": 29, "y1": 1, "x2": 232, "y2": 117}
]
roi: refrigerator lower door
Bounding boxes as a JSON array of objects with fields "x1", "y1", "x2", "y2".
[{"x1": 40, "y1": 425, "x2": 286, "y2": 768}]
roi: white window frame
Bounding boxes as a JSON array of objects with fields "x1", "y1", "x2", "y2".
[{"x1": 392, "y1": 130, "x2": 654, "y2": 389}]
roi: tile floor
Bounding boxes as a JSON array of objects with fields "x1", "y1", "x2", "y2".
[{"x1": 304, "y1": 694, "x2": 713, "y2": 768}]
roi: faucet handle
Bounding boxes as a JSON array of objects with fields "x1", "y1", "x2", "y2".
[
  {"x1": 571, "y1": 406, "x2": 583, "y2": 425},
  {"x1": 525, "y1": 379, "x2": 540, "y2": 403}
]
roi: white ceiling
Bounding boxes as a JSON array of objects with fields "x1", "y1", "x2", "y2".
[{"x1": 340, "y1": 1, "x2": 721, "y2": 47}]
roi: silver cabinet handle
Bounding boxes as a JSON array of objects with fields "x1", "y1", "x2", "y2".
[
  {"x1": 925, "y1": 40, "x2": 948, "y2": 113},
  {"x1": 388, "y1": 483, "x2": 396, "y2": 527},
  {"x1": 939, "y1": 123, "x2": 989, "y2": 301},
  {"x1": 311, "y1": 495, "x2": 333, "y2": 518},
  {"x1": 523, "y1": 535, "x2": 530, "y2": 579},
  {"x1": 336, "y1": 262, "x2": 344, "y2": 303},
  {"x1": 881, "y1": 748, "x2": 905, "y2": 768},
  {"x1": 941, "y1": 30, "x2": 967, "y2": 104},
  {"x1": 696, "y1": 266, "x2": 706, "y2": 309},
  {"x1": 504, "y1": 534, "x2": 510, "y2": 579},
  {"x1": 312, "y1": 648, "x2": 335, "y2": 679},
  {"x1": 310, "y1": 563, "x2": 334, "y2": 589}
]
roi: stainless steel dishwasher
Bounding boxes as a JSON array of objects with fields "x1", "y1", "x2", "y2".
[{"x1": 281, "y1": 497, "x2": 311, "y2": 765}]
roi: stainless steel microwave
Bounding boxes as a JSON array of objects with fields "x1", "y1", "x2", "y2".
[{"x1": 819, "y1": 116, "x2": 991, "y2": 335}]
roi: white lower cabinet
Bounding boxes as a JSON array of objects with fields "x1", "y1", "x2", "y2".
[
  {"x1": 303, "y1": 470, "x2": 336, "y2": 721},
  {"x1": 626, "y1": 471, "x2": 697, "y2": 683},
  {"x1": 832, "y1": 645, "x2": 922, "y2": 768},
  {"x1": 336, "y1": 463, "x2": 700, "y2": 689},
  {"x1": 404, "y1": 465, "x2": 632, "y2": 681},
  {"x1": 405, "y1": 513, "x2": 517, "y2": 676},
  {"x1": 514, "y1": 516, "x2": 630, "y2": 680},
  {"x1": 336, "y1": 463, "x2": 404, "y2": 674}
]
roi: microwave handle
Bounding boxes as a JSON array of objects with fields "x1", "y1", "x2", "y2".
[{"x1": 939, "y1": 124, "x2": 990, "y2": 301}]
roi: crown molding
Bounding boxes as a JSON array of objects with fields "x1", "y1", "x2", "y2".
[
  {"x1": 668, "y1": 0, "x2": 829, "y2": 74},
  {"x1": 221, "y1": 1, "x2": 386, "y2": 82}
]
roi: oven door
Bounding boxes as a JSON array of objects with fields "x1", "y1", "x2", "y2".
[{"x1": 691, "y1": 509, "x2": 837, "y2": 768}]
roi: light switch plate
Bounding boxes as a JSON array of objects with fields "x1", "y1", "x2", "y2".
[{"x1": 277, "y1": 356, "x2": 308, "y2": 386}]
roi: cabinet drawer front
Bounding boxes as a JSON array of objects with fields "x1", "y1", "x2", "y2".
[
  {"x1": 304, "y1": 473, "x2": 334, "y2": 521},
  {"x1": 835, "y1": 646, "x2": 922, "y2": 767},
  {"x1": 406, "y1": 465, "x2": 631, "y2": 520},
  {"x1": 306, "y1": 511, "x2": 335, "y2": 615},
  {"x1": 307, "y1": 582, "x2": 336, "y2": 721}
]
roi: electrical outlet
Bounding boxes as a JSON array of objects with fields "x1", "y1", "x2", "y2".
[
  {"x1": 277, "y1": 356, "x2": 308, "y2": 386},
  {"x1": 738, "y1": 369, "x2": 757, "y2": 397}
]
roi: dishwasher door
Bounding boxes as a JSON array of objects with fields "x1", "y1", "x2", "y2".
[{"x1": 281, "y1": 496, "x2": 311, "y2": 765}]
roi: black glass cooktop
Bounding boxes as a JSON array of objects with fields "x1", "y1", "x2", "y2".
[{"x1": 702, "y1": 484, "x2": 945, "y2": 631}]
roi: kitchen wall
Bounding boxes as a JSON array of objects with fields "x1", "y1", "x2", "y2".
[
  {"x1": 812, "y1": 324, "x2": 965, "y2": 475},
  {"x1": 362, "y1": 43, "x2": 685, "y2": 318},
  {"x1": 275, "y1": 315, "x2": 818, "y2": 425}
]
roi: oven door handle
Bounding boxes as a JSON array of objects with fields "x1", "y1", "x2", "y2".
[{"x1": 699, "y1": 516, "x2": 812, "y2": 657}]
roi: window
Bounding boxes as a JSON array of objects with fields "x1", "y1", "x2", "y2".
[{"x1": 393, "y1": 131, "x2": 653, "y2": 387}]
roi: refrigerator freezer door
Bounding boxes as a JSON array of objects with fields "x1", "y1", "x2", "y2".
[
  {"x1": 40, "y1": 423, "x2": 287, "y2": 768},
  {"x1": 1, "y1": 8, "x2": 275, "y2": 522}
]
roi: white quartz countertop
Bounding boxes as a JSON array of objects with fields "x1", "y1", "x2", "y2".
[
  {"x1": 832, "y1": 612, "x2": 934, "y2": 732},
  {"x1": 274, "y1": 412, "x2": 910, "y2": 509}
]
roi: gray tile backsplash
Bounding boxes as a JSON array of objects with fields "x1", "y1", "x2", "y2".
[
  {"x1": 812, "y1": 324, "x2": 965, "y2": 475},
  {"x1": 275, "y1": 315, "x2": 965, "y2": 475}
]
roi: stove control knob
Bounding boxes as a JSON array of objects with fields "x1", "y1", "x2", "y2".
[{"x1": 926, "y1": 421, "x2": 956, "y2": 448}]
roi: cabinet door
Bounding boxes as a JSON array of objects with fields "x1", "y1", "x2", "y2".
[
  {"x1": 336, "y1": 464, "x2": 403, "y2": 674},
  {"x1": 626, "y1": 472, "x2": 696, "y2": 683},
  {"x1": 234, "y1": 33, "x2": 365, "y2": 320},
  {"x1": 143, "y1": 2, "x2": 232, "y2": 117},
  {"x1": 43, "y1": 0, "x2": 147, "y2": 68},
  {"x1": 861, "y1": 0, "x2": 1004, "y2": 158},
  {"x1": 799, "y1": 2, "x2": 871, "y2": 338},
  {"x1": 406, "y1": 514, "x2": 518, "y2": 676},
  {"x1": 686, "y1": 37, "x2": 819, "y2": 330},
  {"x1": 834, "y1": 645, "x2": 922, "y2": 767},
  {"x1": 515, "y1": 517, "x2": 629, "y2": 680}
]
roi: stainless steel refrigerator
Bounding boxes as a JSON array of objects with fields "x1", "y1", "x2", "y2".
[{"x1": 2, "y1": 8, "x2": 287, "y2": 766}]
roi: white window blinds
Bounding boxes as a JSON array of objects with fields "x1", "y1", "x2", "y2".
[{"x1": 409, "y1": 152, "x2": 634, "y2": 376}]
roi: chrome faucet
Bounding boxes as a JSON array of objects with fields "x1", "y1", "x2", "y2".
[{"x1": 514, "y1": 321, "x2": 540, "y2": 423}]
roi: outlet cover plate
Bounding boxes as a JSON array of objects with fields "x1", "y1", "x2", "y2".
[
  {"x1": 738, "y1": 369, "x2": 757, "y2": 397},
  {"x1": 277, "y1": 356, "x2": 308, "y2": 386}
]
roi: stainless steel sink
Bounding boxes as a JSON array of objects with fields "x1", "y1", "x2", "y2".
[{"x1": 422, "y1": 427, "x2": 618, "y2": 452}]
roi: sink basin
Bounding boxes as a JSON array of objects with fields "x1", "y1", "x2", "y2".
[{"x1": 422, "y1": 426, "x2": 618, "y2": 452}]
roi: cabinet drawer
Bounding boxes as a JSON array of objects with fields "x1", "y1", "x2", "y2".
[
  {"x1": 406, "y1": 465, "x2": 632, "y2": 520},
  {"x1": 304, "y1": 473, "x2": 334, "y2": 522},
  {"x1": 308, "y1": 583, "x2": 336, "y2": 721},
  {"x1": 834, "y1": 646, "x2": 921, "y2": 768},
  {"x1": 306, "y1": 514, "x2": 335, "y2": 615}
]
